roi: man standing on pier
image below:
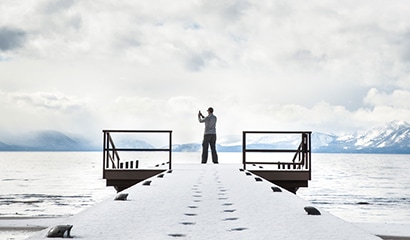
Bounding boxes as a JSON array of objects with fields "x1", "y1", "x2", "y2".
[{"x1": 198, "y1": 107, "x2": 218, "y2": 164}]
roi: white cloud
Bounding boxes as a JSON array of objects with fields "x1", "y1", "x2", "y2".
[
  {"x1": 1, "y1": 0, "x2": 410, "y2": 144},
  {"x1": 364, "y1": 88, "x2": 410, "y2": 108},
  {"x1": 8, "y1": 91, "x2": 84, "y2": 111},
  {"x1": 0, "y1": 91, "x2": 98, "y2": 136}
]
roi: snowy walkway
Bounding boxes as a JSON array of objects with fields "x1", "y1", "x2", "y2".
[{"x1": 27, "y1": 164, "x2": 381, "y2": 239}]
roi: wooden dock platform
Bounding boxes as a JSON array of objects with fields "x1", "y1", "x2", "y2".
[
  {"x1": 102, "y1": 130, "x2": 313, "y2": 193},
  {"x1": 27, "y1": 164, "x2": 381, "y2": 239}
]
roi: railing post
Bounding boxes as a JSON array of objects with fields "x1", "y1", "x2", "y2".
[
  {"x1": 168, "y1": 131, "x2": 172, "y2": 170},
  {"x1": 242, "y1": 131, "x2": 246, "y2": 170},
  {"x1": 308, "y1": 132, "x2": 311, "y2": 172},
  {"x1": 103, "y1": 131, "x2": 106, "y2": 178}
]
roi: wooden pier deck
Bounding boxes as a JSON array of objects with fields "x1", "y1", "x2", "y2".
[{"x1": 27, "y1": 163, "x2": 381, "y2": 239}]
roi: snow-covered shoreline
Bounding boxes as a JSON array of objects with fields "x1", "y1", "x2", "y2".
[
  {"x1": 2, "y1": 218, "x2": 410, "y2": 240},
  {"x1": 354, "y1": 223, "x2": 410, "y2": 240}
]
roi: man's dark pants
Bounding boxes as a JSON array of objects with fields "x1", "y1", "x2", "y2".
[{"x1": 201, "y1": 134, "x2": 218, "y2": 164}]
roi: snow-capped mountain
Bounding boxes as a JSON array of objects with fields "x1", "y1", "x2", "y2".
[
  {"x1": 188, "y1": 120, "x2": 410, "y2": 154},
  {"x1": 332, "y1": 120, "x2": 410, "y2": 153},
  {"x1": 0, "y1": 121, "x2": 409, "y2": 153},
  {"x1": 302, "y1": 120, "x2": 410, "y2": 153}
]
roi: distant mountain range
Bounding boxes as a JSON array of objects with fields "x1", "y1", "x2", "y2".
[
  {"x1": 0, "y1": 120, "x2": 409, "y2": 153},
  {"x1": 311, "y1": 120, "x2": 410, "y2": 154},
  {"x1": 175, "y1": 120, "x2": 410, "y2": 154},
  {"x1": 0, "y1": 130, "x2": 97, "y2": 151}
]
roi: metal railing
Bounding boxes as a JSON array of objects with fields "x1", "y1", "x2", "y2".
[
  {"x1": 103, "y1": 130, "x2": 172, "y2": 174},
  {"x1": 242, "y1": 131, "x2": 311, "y2": 171}
]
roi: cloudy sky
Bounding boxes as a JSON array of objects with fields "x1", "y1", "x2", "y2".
[{"x1": 1, "y1": 0, "x2": 409, "y2": 145}]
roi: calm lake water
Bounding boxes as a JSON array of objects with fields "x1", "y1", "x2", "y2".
[
  {"x1": 298, "y1": 153, "x2": 410, "y2": 224},
  {"x1": 0, "y1": 152, "x2": 409, "y2": 225}
]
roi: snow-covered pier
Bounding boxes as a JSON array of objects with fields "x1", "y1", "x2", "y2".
[
  {"x1": 27, "y1": 163, "x2": 381, "y2": 239},
  {"x1": 24, "y1": 130, "x2": 384, "y2": 239}
]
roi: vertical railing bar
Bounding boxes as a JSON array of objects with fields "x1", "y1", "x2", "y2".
[
  {"x1": 301, "y1": 133, "x2": 304, "y2": 169},
  {"x1": 307, "y1": 133, "x2": 309, "y2": 170},
  {"x1": 103, "y1": 131, "x2": 106, "y2": 177},
  {"x1": 105, "y1": 132, "x2": 109, "y2": 168},
  {"x1": 168, "y1": 131, "x2": 172, "y2": 170},
  {"x1": 242, "y1": 131, "x2": 246, "y2": 170},
  {"x1": 106, "y1": 132, "x2": 111, "y2": 168},
  {"x1": 308, "y1": 132, "x2": 311, "y2": 171},
  {"x1": 106, "y1": 132, "x2": 110, "y2": 168},
  {"x1": 308, "y1": 133, "x2": 310, "y2": 170},
  {"x1": 305, "y1": 132, "x2": 308, "y2": 170},
  {"x1": 302, "y1": 133, "x2": 304, "y2": 169}
]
